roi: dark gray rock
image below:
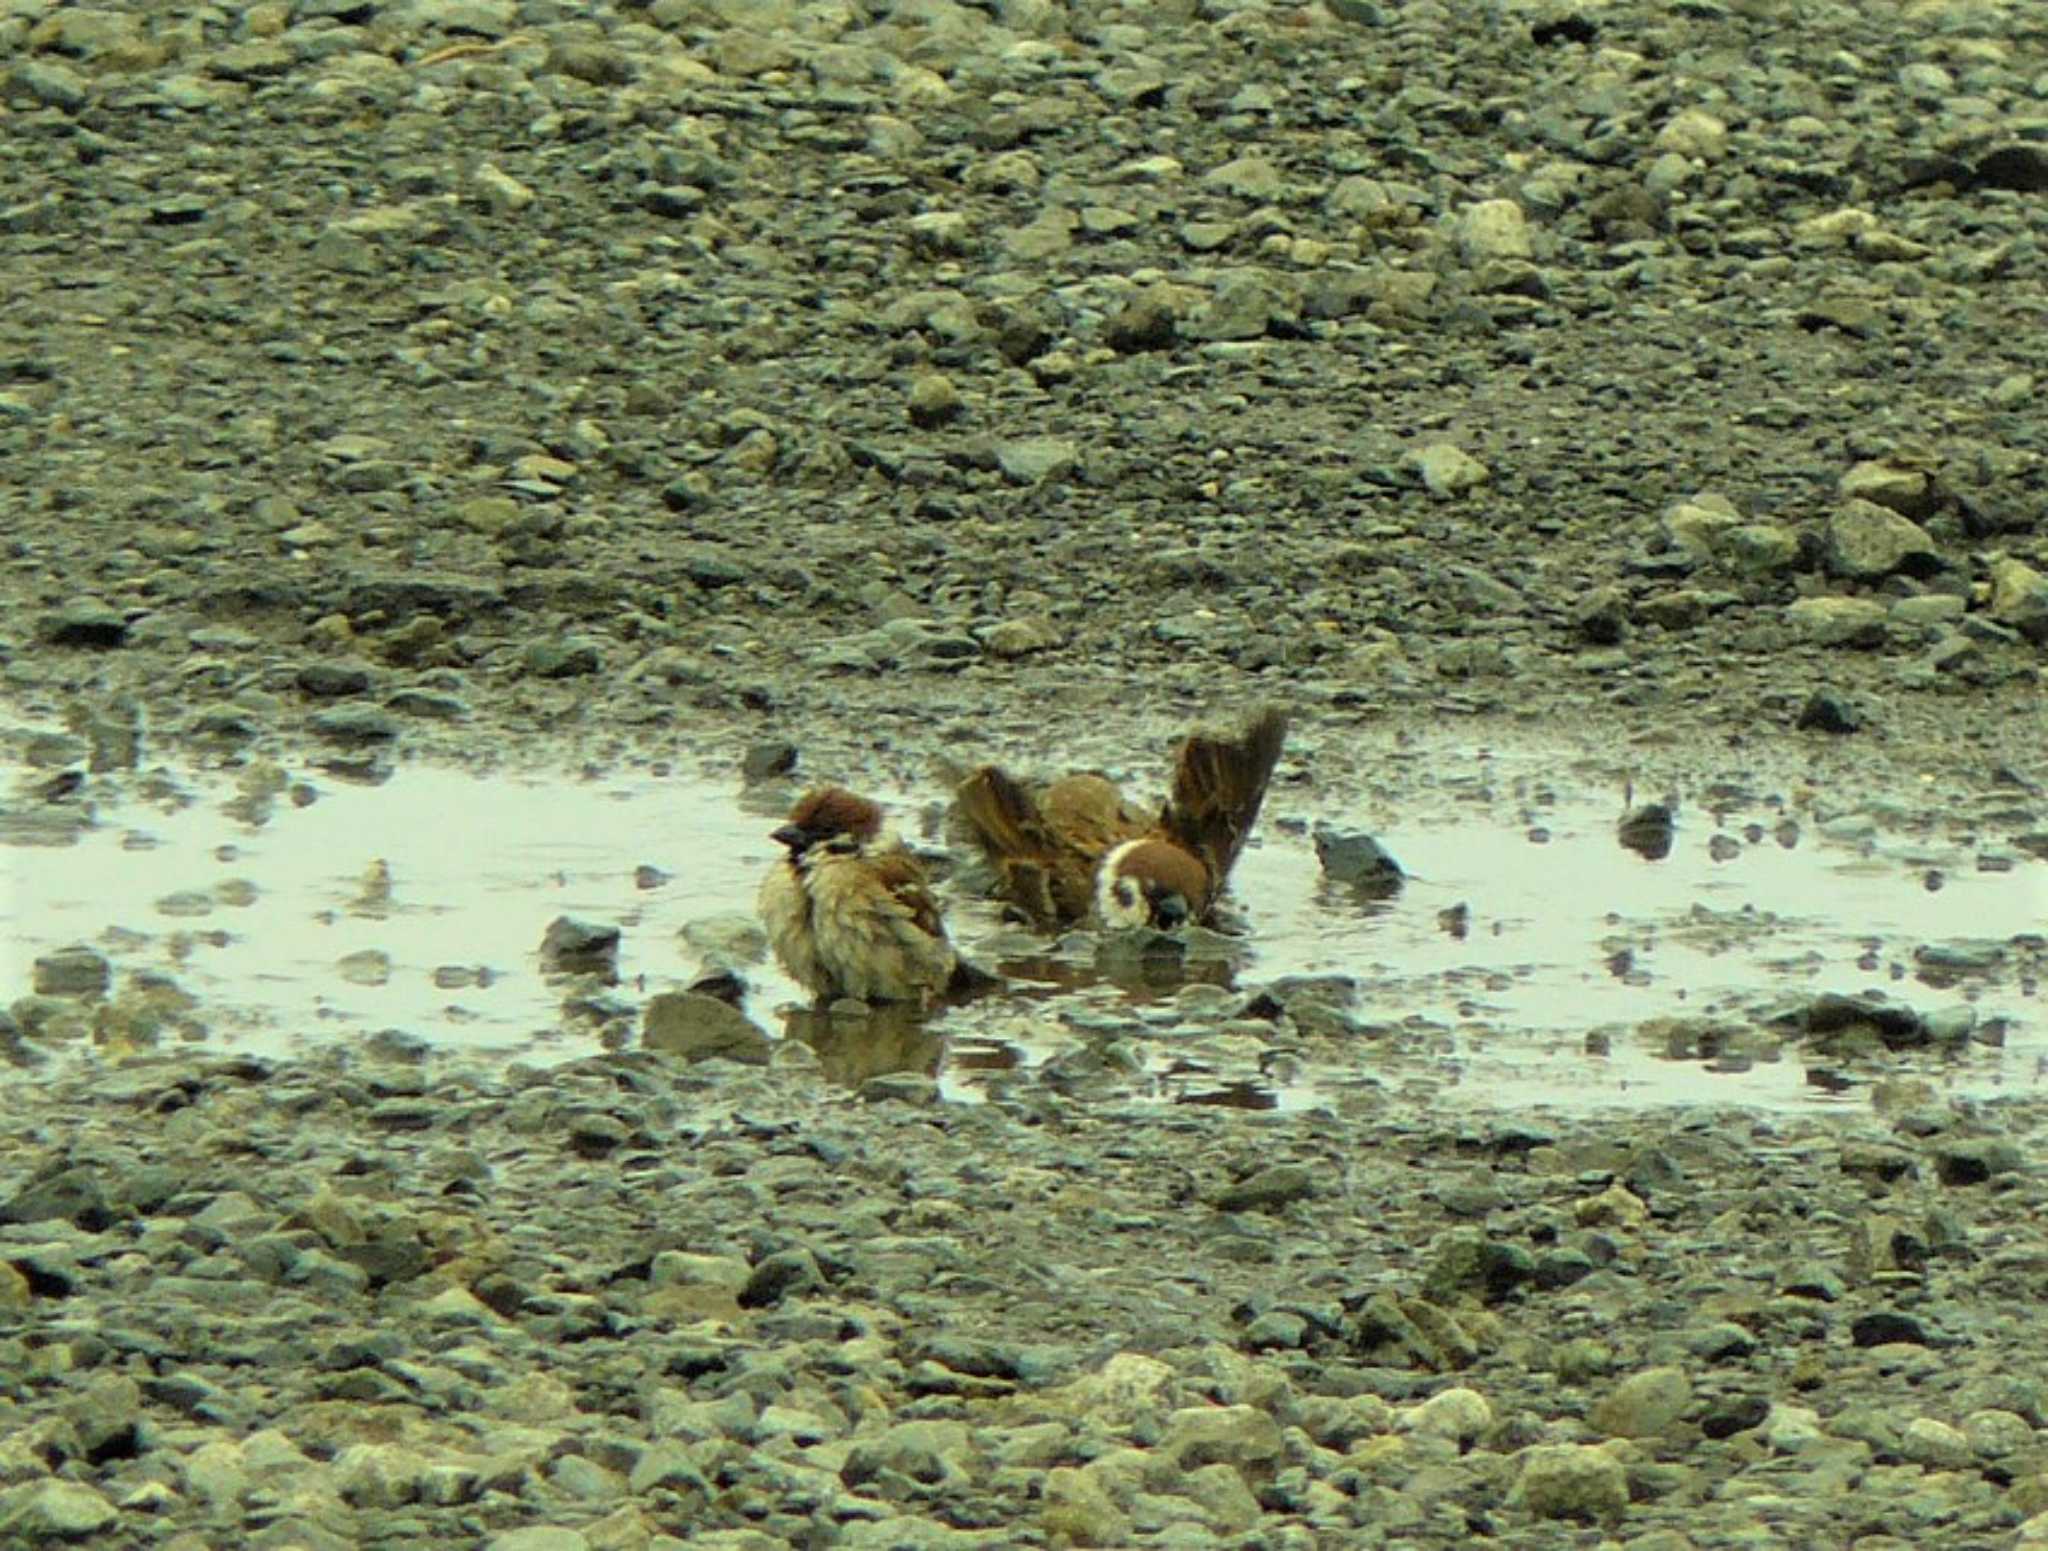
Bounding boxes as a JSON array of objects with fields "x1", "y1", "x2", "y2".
[{"x1": 539, "y1": 917, "x2": 621, "y2": 976}]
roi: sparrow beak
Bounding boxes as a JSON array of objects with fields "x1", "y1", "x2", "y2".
[
  {"x1": 1151, "y1": 892, "x2": 1190, "y2": 930},
  {"x1": 771, "y1": 823, "x2": 811, "y2": 853}
]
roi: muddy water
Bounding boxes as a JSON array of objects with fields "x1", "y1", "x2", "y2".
[
  {"x1": 2, "y1": 759, "x2": 2039, "y2": 1113},
  {"x1": 1232, "y1": 785, "x2": 2042, "y2": 1110}
]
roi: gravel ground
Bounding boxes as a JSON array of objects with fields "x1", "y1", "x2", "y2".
[{"x1": 3, "y1": 0, "x2": 2047, "y2": 1545}]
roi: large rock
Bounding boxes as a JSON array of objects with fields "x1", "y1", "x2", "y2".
[
  {"x1": 0, "y1": 1480, "x2": 118, "y2": 1539},
  {"x1": 1510, "y1": 1444, "x2": 1629, "y2": 1521},
  {"x1": 1161, "y1": 1404, "x2": 1284, "y2": 1470},
  {"x1": 1456, "y1": 198, "x2": 1533, "y2": 262},
  {"x1": 1787, "y1": 596, "x2": 1887, "y2": 648},
  {"x1": 1840, "y1": 458, "x2": 1941, "y2": 520},
  {"x1": 1987, "y1": 557, "x2": 2048, "y2": 643},
  {"x1": 1406, "y1": 443, "x2": 1490, "y2": 498},
  {"x1": 1040, "y1": 1465, "x2": 1130, "y2": 1547},
  {"x1": 1589, "y1": 1366, "x2": 1693, "y2": 1439},
  {"x1": 1825, "y1": 498, "x2": 1941, "y2": 579}
]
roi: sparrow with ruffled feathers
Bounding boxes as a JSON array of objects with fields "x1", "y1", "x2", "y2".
[
  {"x1": 949, "y1": 706, "x2": 1287, "y2": 932},
  {"x1": 758, "y1": 785, "x2": 987, "y2": 1006}
]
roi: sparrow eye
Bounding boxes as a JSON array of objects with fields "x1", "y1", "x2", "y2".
[{"x1": 1115, "y1": 881, "x2": 1137, "y2": 907}]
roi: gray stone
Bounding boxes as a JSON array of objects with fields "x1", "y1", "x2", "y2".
[
  {"x1": 1589, "y1": 1366, "x2": 1692, "y2": 1439},
  {"x1": 6, "y1": 60, "x2": 91, "y2": 113},
  {"x1": 539, "y1": 916, "x2": 620, "y2": 974},
  {"x1": 1204, "y1": 154, "x2": 1285, "y2": 199},
  {"x1": 1406, "y1": 443, "x2": 1490, "y2": 498},
  {"x1": 741, "y1": 1246, "x2": 824, "y2": 1308},
  {"x1": 1104, "y1": 290, "x2": 1180, "y2": 353},
  {"x1": 182, "y1": 1439, "x2": 251, "y2": 1506},
  {"x1": 1400, "y1": 1387, "x2": 1492, "y2": 1445},
  {"x1": 298, "y1": 660, "x2": 375, "y2": 696},
  {"x1": 842, "y1": 1419, "x2": 973, "y2": 1485},
  {"x1": 291, "y1": 1248, "x2": 373, "y2": 1298},
  {"x1": 0, "y1": 1167, "x2": 109, "y2": 1227},
  {"x1": 1637, "y1": 589, "x2": 1709, "y2": 630},
  {"x1": 31, "y1": 946, "x2": 109, "y2": 997},
  {"x1": 1177, "y1": 1461, "x2": 1263, "y2": 1531},
  {"x1": 1573, "y1": 586, "x2": 1627, "y2": 644},
  {"x1": 626, "y1": 1442, "x2": 711, "y2": 1498},
  {"x1": 484, "y1": 1530, "x2": 590, "y2": 1551},
  {"x1": 1933, "y1": 1137, "x2": 2023, "y2": 1185},
  {"x1": 1890, "y1": 594, "x2": 1966, "y2": 629},
  {"x1": 1962, "y1": 1408, "x2": 2033, "y2": 1459},
  {"x1": 1986, "y1": 557, "x2": 2048, "y2": 643},
  {"x1": 1041, "y1": 1464, "x2": 1130, "y2": 1546},
  {"x1": 642, "y1": 992, "x2": 770, "y2": 1064},
  {"x1": 906, "y1": 210, "x2": 972, "y2": 256},
  {"x1": 908, "y1": 373, "x2": 963, "y2": 428},
  {"x1": 1456, "y1": 199, "x2": 1533, "y2": 262},
  {"x1": 677, "y1": 545, "x2": 749, "y2": 588},
  {"x1": 1795, "y1": 689, "x2": 1862, "y2": 734},
  {"x1": 1840, "y1": 459, "x2": 1941, "y2": 519},
  {"x1": 1162, "y1": 1404, "x2": 1283, "y2": 1469},
  {"x1": 209, "y1": 41, "x2": 293, "y2": 80},
  {"x1": 38, "y1": 598, "x2": 128, "y2": 648},
  {"x1": 521, "y1": 639, "x2": 602, "y2": 678},
  {"x1": 678, "y1": 915, "x2": 766, "y2": 966},
  {"x1": 0, "y1": 1480, "x2": 118, "y2": 1539},
  {"x1": 1825, "y1": 498, "x2": 1941, "y2": 579},
  {"x1": 334, "y1": 1443, "x2": 432, "y2": 1508},
  {"x1": 62, "y1": 1374, "x2": 143, "y2": 1463},
  {"x1": 993, "y1": 437, "x2": 1078, "y2": 485},
  {"x1": 1660, "y1": 492, "x2": 1742, "y2": 565},
  {"x1": 980, "y1": 615, "x2": 1063, "y2": 658},
  {"x1": 1212, "y1": 1164, "x2": 1317, "y2": 1212},
  {"x1": 1510, "y1": 1444, "x2": 1629, "y2": 1521},
  {"x1": 740, "y1": 742, "x2": 796, "y2": 783},
  {"x1": 1424, "y1": 1231, "x2": 1537, "y2": 1304},
  {"x1": 1786, "y1": 596, "x2": 1887, "y2": 648},
  {"x1": 309, "y1": 706, "x2": 400, "y2": 743},
  {"x1": 1898, "y1": 1416, "x2": 1972, "y2": 1470},
  {"x1": 1720, "y1": 523, "x2": 1801, "y2": 576},
  {"x1": 1313, "y1": 827, "x2": 1405, "y2": 892},
  {"x1": 1185, "y1": 274, "x2": 1289, "y2": 341}
]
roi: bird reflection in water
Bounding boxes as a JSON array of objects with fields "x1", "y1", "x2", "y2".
[
  {"x1": 771, "y1": 925, "x2": 1274, "y2": 1100},
  {"x1": 778, "y1": 1001, "x2": 945, "y2": 1087},
  {"x1": 998, "y1": 927, "x2": 1243, "y2": 1004}
]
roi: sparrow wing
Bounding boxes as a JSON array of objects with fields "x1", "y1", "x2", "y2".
[
  {"x1": 1158, "y1": 706, "x2": 1288, "y2": 892},
  {"x1": 950, "y1": 764, "x2": 1069, "y2": 927},
  {"x1": 868, "y1": 849, "x2": 1001, "y2": 1000},
  {"x1": 866, "y1": 848, "x2": 951, "y2": 946}
]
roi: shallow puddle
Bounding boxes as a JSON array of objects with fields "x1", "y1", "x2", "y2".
[{"x1": 1, "y1": 758, "x2": 2040, "y2": 1114}]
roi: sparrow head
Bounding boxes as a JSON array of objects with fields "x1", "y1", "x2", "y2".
[
  {"x1": 1097, "y1": 838, "x2": 1209, "y2": 931},
  {"x1": 772, "y1": 786, "x2": 886, "y2": 859}
]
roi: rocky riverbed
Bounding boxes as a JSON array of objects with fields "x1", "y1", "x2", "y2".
[{"x1": 3, "y1": 0, "x2": 2047, "y2": 1545}]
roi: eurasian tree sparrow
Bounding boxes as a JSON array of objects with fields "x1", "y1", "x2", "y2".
[
  {"x1": 758, "y1": 785, "x2": 986, "y2": 1006},
  {"x1": 950, "y1": 706, "x2": 1288, "y2": 932}
]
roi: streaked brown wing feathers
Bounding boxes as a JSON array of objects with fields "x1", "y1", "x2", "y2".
[
  {"x1": 953, "y1": 766, "x2": 1128, "y2": 927},
  {"x1": 867, "y1": 848, "x2": 949, "y2": 943}
]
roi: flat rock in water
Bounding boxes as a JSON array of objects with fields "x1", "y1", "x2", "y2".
[{"x1": 643, "y1": 991, "x2": 771, "y2": 1064}]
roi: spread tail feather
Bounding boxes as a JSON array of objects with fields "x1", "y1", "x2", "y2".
[
  {"x1": 1162, "y1": 705, "x2": 1289, "y2": 888},
  {"x1": 952, "y1": 764, "x2": 1056, "y2": 861}
]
